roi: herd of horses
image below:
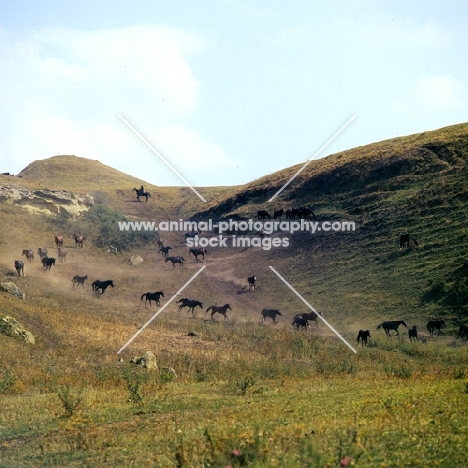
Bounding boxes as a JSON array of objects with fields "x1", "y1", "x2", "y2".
[{"x1": 257, "y1": 206, "x2": 316, "y2": 220}]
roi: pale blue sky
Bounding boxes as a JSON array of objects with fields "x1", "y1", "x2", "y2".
[{"x1": 1, "y1": 1, "x2": 467, "y2": 188}]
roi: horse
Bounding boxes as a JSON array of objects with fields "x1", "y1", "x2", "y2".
[
  {"x1": 14, "y1": 260, "x2": 24, "y2": 277},
  {"x1": 295, "y1": 311, "x2": 323, "y2": 327},
  {"x1": 257, "y1": 210, "x2": 271, "y2": 220},
  {"x1": 57, "y1": 247, "x2": 67, "y2": 263},
  {"x1": 107, "y1": 245, "x2": 118, "y2": 255},
  {"x1": 189, "y1": 247, "x2": 209, "y2": 262},
  {"x1": 22, "y1": 249, "x2": 34, "y2": 263},
  {"x1": 72, "y1": 275, "x2": 88, "y2": 289},
  {"x1": 185, "y1": 230, "x2": 200, "y2": 240},
  {"x1": 273, "y1": 209, "x2": 284, "y2": 219},
  {"x1": 399, "y1": 233, "x2": 418, "y2": 249},
  {"x1": 141, "y1": 291, "x2": 164, "y2": 307},
  {"x1": 157, "y1": 238, "x2": 164, "y2": 250},
  {"x1": 159, "y1": 245, "x2": 172, "y2": 258},
  {"x1": 206, "y1": 304, "x2": 231, "y2": 321},
  {"x1": 177, "y1": 298, "x2": 203, "y2": 317},
  {"x1": 357, "y1": 330, "x2": 371, "y2": 346},
  {"x1": 92, "y1": 279, "x2": 114, "y2": 295},
  {"x1": 457, "y1": 324, "x2": 468, "y2": 340},
  {"x1": 248, "y1": 275, "x2": 256, "y2": 290},
  {"x1": 132, "y1": 187, "x2": 151, "y2": 202},
  {"x1": 37, "y1": 247, "x2": 48, "y2": 259},
  {"x1": 427, "y1": 319, "x2": 446, "y2": 337},
  {"x1": 54, "y1": 235, "x2": 64, "y2": 247},
  {"x1": 408, "y1": 325, "x2": 418, "y2": 342},
  {"x1": 261, "y1": 309, "x2": 282, "y2": 323},
  {"x1": 42, "y1": 257, "x2": 56, "y2": 271},
  {"x1": 165, "y1": 256, "x2": 185, "y2": 267},
  {"x1": 73, "y1": 233, "x2": 85, "y2": 248},
  {"x1": 292, "y1": 316, "x2": 309, "y2": 330},
  {"x1": 376, "y1": 320, "x2": 408, "y2": 337}
]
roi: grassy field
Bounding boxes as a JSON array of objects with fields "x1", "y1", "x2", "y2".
[{"x1": 1, "y1": 123, "x2": 468, "y2": 466}]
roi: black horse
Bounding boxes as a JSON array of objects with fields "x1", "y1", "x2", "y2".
[
  {"x1": 377, "y1": 320, "x2": 408, "y2": 336},
  {"x1": 185, "y1": 230, "x2": 200, "y2": 240},
  {"x1": 357, "y1": 330, "x2": 371, "y2": 346},
  {"x1": 14, "y1": 260, "x2": 24, "y2": 277},
  {"x1": 399, "y1": 233, "x2": 418, "y2": 249},
  {"x1": 132, "y1": 187, "x2": 151, "y2": 202},
  {"x1": 159, "y1": 245, "x2": 172, "y2": 258},
  {"x1": 292, "y1": 316, "x2": 309, "y2": 330},
  {"x1": 92, "y1": 279, "x2": 114, "y2": 295},
  {"x1": 408, "y1": 325, "x2": 418, "y2": 342},
  {"x1": 261, "y1": 309, "x2": 282, "y2": 323},
  {"x1": 141, "y1": 291, "x2": 164, "y2": 307},
  {"x1": 295, "y1": 311, "x2": 323, "y2": 327},
  {"x1": 72, "y1": 275, "x2": 88, "y2": 289},
  {"x1": 257, "y1": 210, "x2": 271, "y2": 220},
  {"x1": 189, "y1": 247, "x2": 209, "y2": 262},
  {"x1": 457, "y1": 324, "x2": 468, "y2": 340},
  {"x1": 273, "y1": 209, "x2": 284, "y2": 219},
  {"x1": 177, "y1": 298, "x2": 203, "y2": 316},
  {"x1": 165, "y1": 256, "x2": 185, "y2": 267},
  {"x1": 427, "y1": 319, "x2": 446, "y2": 337},
  {"x1": 206, "y1": 304, "x2": 231, "y2": 321},
  {"x1": 42, "y1": 257, "x2": 56, "y2": 271}
]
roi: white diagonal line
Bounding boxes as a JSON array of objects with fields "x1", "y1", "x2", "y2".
[
  {"x1": 117, "y1": 266, "x2": 206, "y2": 354},
  {"x1": 118, "y1": 114, "x2": 207, "y2": 203},
  {"x1": 268, "y1": 266, "x2": 357, "y2": 353},
  {"x1": 268, "y1": 115, "x2": 356, "y2": 202}
]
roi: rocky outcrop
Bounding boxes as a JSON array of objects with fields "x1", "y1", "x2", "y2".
[
  {"x1": 126, "y1": 255, "x2": 144, "y2": 266},
  {"x1": 0, "y1": 281, "x2": 25, "y2": 299},
  {"x1": 0, "y1": 316, "x2": 35, "y2": 344},
  {"x1": 0, "y1": 184, "x2": 94, "y2": 218},
  {"x1": 130, "y1": 351, "x2": 158, "y2": 370}
]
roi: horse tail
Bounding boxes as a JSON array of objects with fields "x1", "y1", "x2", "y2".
[
  {"x1": 206, "y1": 306, "x2": 212, "y2": 313},
  {"x1": 141, "y1": 293, "x2": 146, "y2": 302},
  {"x1": 377, "y1": 323, "x2": 382, "y2": 329}
]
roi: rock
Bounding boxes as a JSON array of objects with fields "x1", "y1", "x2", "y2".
[
  {"x1": 188, "y1": 331, "x2": 200, "y2": 337},
  {"x1": 130, "y1": 351, "x2": 158, "y2": 370},
  {"x1": 0, "y1": 281, "x2": 25, "y2": 299},
  {"x1": 161, "y1": 367, "x2": 177, "y2": 379},
  {"x1": 0, "y1": 316, "x2": 35, "y2": 344},
  {"x1": 127, "y1": 255, "x2": 144, "y2": 266}
]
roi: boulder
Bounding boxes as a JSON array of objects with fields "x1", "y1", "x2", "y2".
[
  {"x1": 0, "y1": 281, "x2": 25, "y2": 299},
  {"x1": 127, "y1": 255, "x2": 144, "y2": 266},
  {"x1": 161, "y1": 367, "x2": 177, "y2": 379},
  {"x1": 0, "y1": 316, "x2": 35, "y2": 344},
  {"x1": 130, "y1": 351, "x2": 158, "y2": 370}
]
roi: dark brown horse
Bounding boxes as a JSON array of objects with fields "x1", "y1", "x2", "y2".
[
  {"x1": 377, "y1": 320, "x2": 408, "y2": 336},
  {"x1": 427, "y1": 319, "x2": 446, "y2": 337},
  {"x1": 189, "y1": 247, "x2": 209, "y2": 262},
  {"x1": 177, "y1": 298, "x2": 203, "y2": 317},
  {"x1": 141, "y1": 291, "x2": 164, "y2": 307},
  {"x1": 261, "y1": 309, "x2": 282, "y2": 323},
  {"x1": 295, "y1": 311, "x2": 323, "y2": 327},
  {"x1": 54, "y1": 234, "x2": 64, "y2": 247},
  {"x1": 133, "y1": 187, "x2": 151, "y2": 202},
  {"x1": 14, "y1": 260, "x2": 24, "y2": 276},
  {"x1": 72, "y1": 275, "x2": 88, "y2": 289},
  {"x1": 73, "y1": 233, "x2": 85, "y2": 248},
  {"x1": 206, "y1": 304, "x2": 231, "y2": 321}
]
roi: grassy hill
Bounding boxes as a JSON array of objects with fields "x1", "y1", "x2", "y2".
[{"x1": 1, "y1": 124, "x2": 468, "y2": 466}]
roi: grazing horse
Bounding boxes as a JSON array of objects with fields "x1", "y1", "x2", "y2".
[
  {"x1": 37, "y1": 247, "x2": 48, "y2": 259},
  {"x1": 248, "y1": 275, "x2": 256, "y2": 290},
  {"x1": 408, "y1": 326, "x2": 418, "y2": 342},
  {"x1": 357, "y1": 330, "x2": 371, "y2": 346},
  {"x1": 177, "y1": 298, "x2": 203, "y2": 317},
  {"x1": 141, "y1": 291, "x2": 164, "y2": 307},
  {"x1": 273, "y1": 209, "x2": 285, "y2": 219},
  {"x1": 296, "y1": 311, "x2": 323, "y2": 327},
  {"x1": 72, "y1": 275, "x2": 88, "y2": 289},
  {"x1": 189, "y1": 247, "x2": 209, "y2": 262},
  {"x1": 261, "y1": 309, "x2": 282, "y2": 323},
  {"x1": 457, "y1": 324, "x2": 468, "y2": 340},
  {"x1": 42, "y1": 257, "x2": 56, "y2": 271},
  {"x1": 92, "y1": 279, "x2": 114, "y2": 295},
  {"x1": 257, "y1": 210, "x2": 271, "y2": 220},
  {"x1": 399, "y1": 233, "x2": 418, "y2": 249},
  {"x1": 292, "y1": 316, "x2": 309, "y2": 330},
  {"x1": 57, "y1": 247, "x2": 67, "y2": 263},
  {"x1": 165, "y1": 256, "x2": 185, "y2": 267},
  {"x1": 206, "y1": 304, "x2": 231, "y2": 321},
  {"x1": 22, "y1": 249, "x2": 34, "y2": 263},
  {"x1": 73, "y1": 233, "x2": 85, "y2": 248},
  {"x1": 377, "y1": 320, "x2": 408, "y2": 337},
  {"x1": 132, "y1": 187, "x2": 151, "y2": 202},
  {"x1": 14, "y1": 260, "x2": 24, "y2": 277},
  {"x1": 427, "y1": 319, "x2": 446, "y2": 337},
  {"x1": 54, "y1": 235, "x2": 64, "y2": 247},
  {"x1": 159, "y1": 245, "x2": 172, "y2": 258}
]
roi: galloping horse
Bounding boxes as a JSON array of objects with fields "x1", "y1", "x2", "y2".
[
  {"x1": 295, "y1": 311, "x2": 323, "y2": 327},
  {"x1": 377, "y1": 320, "x2": 408, "y2": 336},
  {"x1": 165, "y1": 256, "x2": 185, "y2": 267},
  {"x1": 141, "y1": 291, "x2": 164, "y2": 307},
  {"x1": 54, "y1": 234, "x2": 64, "y2": 247},
  {"x1": 132, "y1": 187, "x2": 151, "y2": 202},
  {"x1": 22, "y1": 249, "x2": 34, "y2": 262},
  {"x1": 408, "y1": 325, "x2": 418, "y2": 342},
  {"x1": 37, "y1": 247, "x2": 48, "y2": 259},
  {"x1": 427, "y1": 319, "x2": 446, "y2": 337},
  {"x1": 73, "y1": 233, "x2": 85, "y2": 248},
  {"x1": 14, "y1": 260, "x2": 24, "y2": 277},
  {"x1": 92, "y1": 279, "x2": 114, "y2": 295},
  {"x1": 57, "y1": 247, "x2": 67, "y2": 263},
  {"x1": 206, "y1": 304, "x2": 231, "y2": 321},
  {"x1": 189, "y1": 247, "x2": 209, "y2": 262},
  {"x1": 177, "y1": 298, "x2": 203, "y2": 317},
  {"x1": 261, "y1": 309, "x2": 282, "y2": 323},
  {"x1": 72, "y1": 275, "x2": 88, "y2": 289}
]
